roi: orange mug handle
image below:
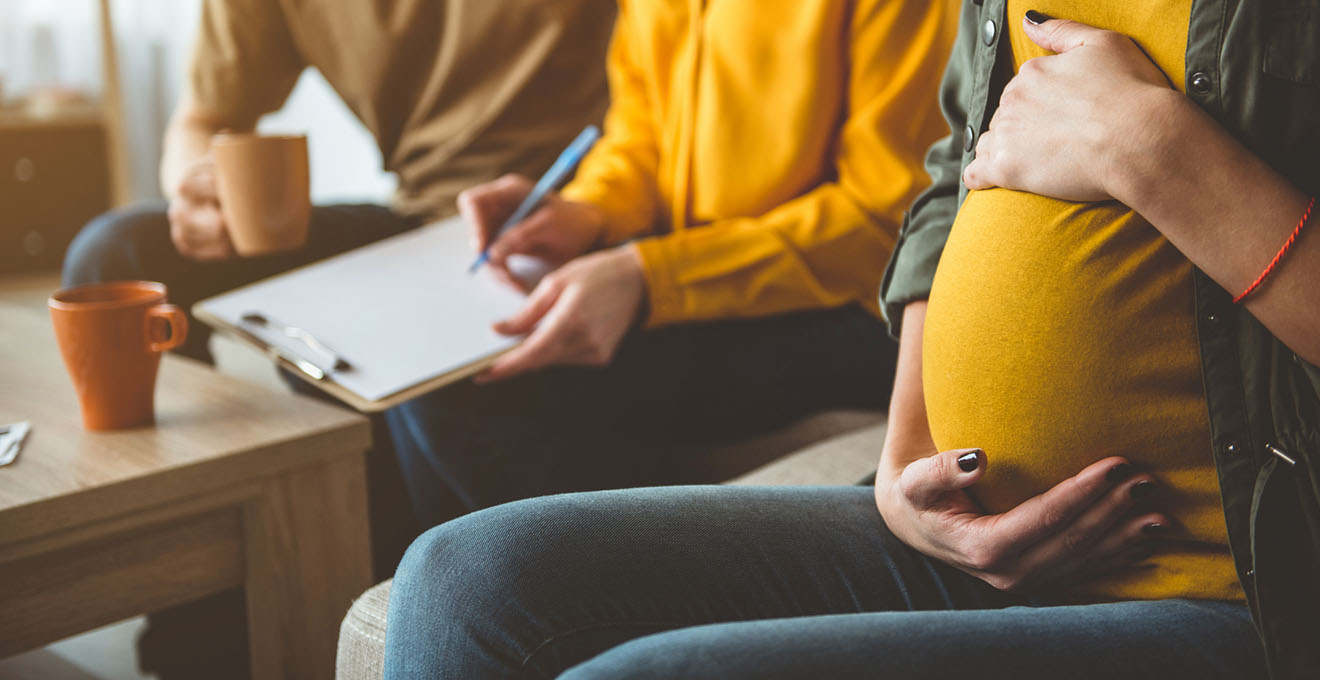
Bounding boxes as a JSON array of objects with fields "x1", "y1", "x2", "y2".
[{"x1": 146, "y1": 304, "x2": 189, "y2": 353}]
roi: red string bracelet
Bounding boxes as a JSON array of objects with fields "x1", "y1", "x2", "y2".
[{"x1": 1232, "y1": 195, "x2": 1314, "y2": 304}]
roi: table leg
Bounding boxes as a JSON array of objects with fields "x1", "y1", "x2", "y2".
[{"x1": 243, "y1": 451, "x2": 373, "y2": 679}]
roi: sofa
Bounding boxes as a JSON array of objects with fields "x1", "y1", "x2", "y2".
[{"x1": 335, "y1": 411, "x2": 888, "y2": 680}]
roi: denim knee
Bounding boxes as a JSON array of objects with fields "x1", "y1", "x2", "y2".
[
  {"x1": 385, "y1": 500, "x2": 575, "y2": 676},
  {"x1": 62, "y1": 203, "x2": 169, "y2": 287}
]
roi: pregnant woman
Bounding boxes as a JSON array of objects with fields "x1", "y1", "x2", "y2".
[{"x1": 382, "y1": 2, "x2": 1320, "y2": 678}]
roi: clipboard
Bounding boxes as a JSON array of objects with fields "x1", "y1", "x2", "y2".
[{"x1": 194, "y1": 218, "x2": 532, "y2": 412}]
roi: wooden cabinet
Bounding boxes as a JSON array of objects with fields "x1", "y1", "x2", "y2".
[
  {"x1": 0, "y1": 113, "x2": 112, "y2": 273},
  {"x1": 0, "y1": 0, "x2": 129, "y2": 275}
]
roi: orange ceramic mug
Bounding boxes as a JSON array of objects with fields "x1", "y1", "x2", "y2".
[{"x1": 49, "y1": 281, "x2": 188, "y2": 430}]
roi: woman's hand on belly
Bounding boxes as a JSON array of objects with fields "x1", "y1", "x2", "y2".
[
  {"x1": 875, "y1": 447, "x2": 1170, "y2": 593},
  {"x1": 962, "y1": 17, "x2": 1175, "y2": 203}
]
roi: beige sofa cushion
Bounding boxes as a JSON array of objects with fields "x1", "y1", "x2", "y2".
[
  {"x1": 335, "y1": 416, "x2": 887, "y2": 680},
  {"x1": 728, "y1": 420, "x2": 884, "y2": 486},
  {"x1": 337, "y1": 580, "x2": 392, "y2": 680}
]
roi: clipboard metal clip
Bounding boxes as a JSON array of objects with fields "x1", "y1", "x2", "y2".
[{"x1": 239, "y1": 312, "x2": 351, "y2": 381}]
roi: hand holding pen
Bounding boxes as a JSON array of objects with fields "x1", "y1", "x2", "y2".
[
  {"x1": 462, "y1": 126, "x2": 603, "y2": 289},
  {"x1": 457, "y1": 124, "x2": 648, "y2": 383}
]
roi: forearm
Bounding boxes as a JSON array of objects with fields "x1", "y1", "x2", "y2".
[
  {"x1": 159, "y1": 97, "x2": 231, "y2": 198},
  {"x1": 875, "y1": 301, "x2": 936, "y2": 500},
  {"x1": 1111, "y1": 89, "x2": 1320, "y2": 363}
]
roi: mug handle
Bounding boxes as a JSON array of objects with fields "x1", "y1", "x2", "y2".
[{"x1": 145, "y1": 304, "x2": 189, "y2": 353}]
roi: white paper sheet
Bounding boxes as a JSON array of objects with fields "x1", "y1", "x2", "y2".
[{"x1": 198, "y1": 218, "x2": 528, "y2": 402}]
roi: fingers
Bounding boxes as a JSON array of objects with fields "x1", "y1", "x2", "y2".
[
  {"x1": 986, "y1": 456, "x2": 1133, "y2": 554},
  {"x1": 485, "y1": 207, "x2": 557, "y2": 270},
  {"x1": 479, "y1": 327, "x2": 555, "y2": 383},
  {"x1": 167, "y1": 197, "x2": 233, "y2": 261},
  {"x1": 899, "y1": 448, "x2": 987, "y2": 509},
  {"x1": 493, "y1": 275, "x2": 563, "y2": 336},
  {"x1": 458, "y1": 174, "x2": 533, "y2": 252},
  {"x1": 169, "y1": 159, "x2": 233, "y2": 260},
  {"x1": 174, "y1": 156, "x2": 219, "y2": 203},
  {"x1": 490, "y1": 263, "x2": 535, "y2": 294},
  {"x1": 1010, "y1": 470, "x2": 1169, "y2": 587},
  {"x1": 177, "y1": 164, "x2": 219, "y2": 203},
  {"x1": 479, "y1": 288, "x2": 574, "y2": 383},
  {"x1": 1069, "y1": 510, "x2": 1170, "y2": 577},
  {"x1": 1021, "y1": 14, "x2": 1111, "y2": 54},
  {"x1": 962, "y1": 130, "x2": 997, "y2": 190},
  {"x1": 478, "y1": 250, "x2": 640, "y2": 382}
]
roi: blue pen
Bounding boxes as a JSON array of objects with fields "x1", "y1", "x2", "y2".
[{"x1": 469, "y1": 125, "x2": 602, "y2": 273}]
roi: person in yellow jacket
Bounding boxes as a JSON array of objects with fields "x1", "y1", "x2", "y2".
[{"x1": 384, "y1": 0, "x2": 957, "y2": 526}]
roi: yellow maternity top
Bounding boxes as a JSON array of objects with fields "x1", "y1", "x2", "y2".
[{"x1": 923, "y1": 1, "x2": 1241, "y2": 602}]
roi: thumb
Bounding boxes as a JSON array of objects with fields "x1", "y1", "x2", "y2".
[
  {"x1": 899, "y1": 448, "x2": 986, "y2": 509},
  {"x1": 1023, "y1": 13, "x2": 1106, "y2": 54}
]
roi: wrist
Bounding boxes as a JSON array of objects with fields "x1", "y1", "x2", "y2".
[
  {"x1": 574, "y1": 200, "x2": 609, "y2": 249},
  {"x1": 610, "y1": 243, "x2": 649, "y2": 322},
  {"x1": 1103, "y1": 87, "x2": 1190, "y2": 207}
]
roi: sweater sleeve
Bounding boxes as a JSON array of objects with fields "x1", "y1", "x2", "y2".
[
  {"x1": 559, "y1": 2, "x2": 662, "y2": 246},
  {"x1": 188, "y1": 0, "x2": 305, "y2": 129},
  {"x1": 636, "y1": 0, "x2": 956, "y2": 327}
]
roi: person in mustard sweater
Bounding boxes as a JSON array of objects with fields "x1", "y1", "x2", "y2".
[{"x1": 387, "y1": 0, "x2": 956, "y2": 525}]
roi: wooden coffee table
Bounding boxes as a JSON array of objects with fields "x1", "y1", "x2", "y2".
[{"x1": 0, "y1": 301, "x2": 373, "y2": 679}]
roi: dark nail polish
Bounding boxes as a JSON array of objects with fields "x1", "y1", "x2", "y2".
[
  {"x1": 1130, "y1": 480, "x2": 1156, "y2": 499},
  {"x1": 1142, "y1": 523, "x2": 1167, "y2": 536},
  {"x1": 1025, "y1": 9, "x2": 1051, "y2": 25},
  {"x1": 1106, "y1": 463, "x2": 1134, "y2": 484},
  {"x1": 957, "y1": 451, "x2": 981, "y2": 473}
]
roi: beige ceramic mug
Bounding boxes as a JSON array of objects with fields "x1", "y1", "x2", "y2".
[{"x1": 212, "y1": 133, "x2": 311, "y2": 256}]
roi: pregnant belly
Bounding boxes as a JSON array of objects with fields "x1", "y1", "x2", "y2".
[
  {"x1": 923, "y1": 188, "x2": 1215, "y2": 523},
  {"x1": 922, "y1": 190, "x2": 1242, "y2": 601}
]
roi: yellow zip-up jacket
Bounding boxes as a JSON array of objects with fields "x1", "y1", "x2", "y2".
[{"x1": 561, "y1": 0, "x2": 956, "y2": 326}]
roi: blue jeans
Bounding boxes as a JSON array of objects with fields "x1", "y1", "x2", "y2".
[
  {"x1": 384, "y1": 486, "x2": 1265, "y2": 679},
  {"x1": 384, "y1": 306, "x2": 895, "y2": 526}
]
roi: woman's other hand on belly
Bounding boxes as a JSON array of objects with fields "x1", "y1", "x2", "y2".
[{"x1": 875, "y1": 447, "x2": 1170, "y2": 593}]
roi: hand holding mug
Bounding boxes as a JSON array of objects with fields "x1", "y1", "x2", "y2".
[
  {"x1": 168, "y1": 157, "x2": 235, "y2": 262},
  {"x1": 167, "y1": 133, "x2": 311, "y2": 261}
]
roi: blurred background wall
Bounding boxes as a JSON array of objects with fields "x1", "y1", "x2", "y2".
[{"x1": 0, "y1": 0, "x2": 397, "y2": 206}]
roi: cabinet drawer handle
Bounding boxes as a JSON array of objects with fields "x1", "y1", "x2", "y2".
[{"x1": 14, "y1": 157, "x2": 36, "y2": 182}]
